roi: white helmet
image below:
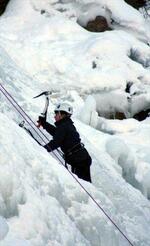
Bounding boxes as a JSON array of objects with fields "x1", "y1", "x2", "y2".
[{"x1": 54, "y1": 103, "x2": 73, "y2": 115}]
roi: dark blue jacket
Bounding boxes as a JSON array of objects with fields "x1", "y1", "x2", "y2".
[{"x1": 43, "y1": 117, "x2": 91, "y2": 165}]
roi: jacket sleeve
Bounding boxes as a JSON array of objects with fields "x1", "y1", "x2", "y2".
[
  {"x1": 43, "y1": 122, "x2": 56, "y2": 136},
  {"x1": 44, "y1": 125, "x2": 66, "y2": 152}
]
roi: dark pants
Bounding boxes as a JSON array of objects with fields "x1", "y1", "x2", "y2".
[{"x1": 71, "y1": 157, "x2": 92, "y2": 183}]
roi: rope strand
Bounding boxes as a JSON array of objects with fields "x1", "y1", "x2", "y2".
[
  {"x1": 0, "y1": 83, "x2": 63, "y2": 163},
  {"x1": 0, "y1": 82, "x2": 64, "y2": 157},
  {"x1": 0, "y1": 82, "x2": 135, "y2": 246}
]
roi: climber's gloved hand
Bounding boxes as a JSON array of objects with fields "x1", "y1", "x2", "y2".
[{"x1": 37, "y1": 116, "x2": 46, "y2": 128}]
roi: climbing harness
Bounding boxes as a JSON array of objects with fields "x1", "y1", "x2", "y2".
[
  {"x1": 66, "y1": 143, "x2": 85, "y2": 157},
  {"x1": 0, "y1": 82, "x2": 135, "y2": 246}
]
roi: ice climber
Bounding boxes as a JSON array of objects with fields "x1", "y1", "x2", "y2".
[{"x1": 38, "y1": 102, "x2": 92, "y2": 182}]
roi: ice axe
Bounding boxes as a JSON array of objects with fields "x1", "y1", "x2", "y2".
[
  {"x1": 33, "y1": 91, "x2": 52, "y2": 125},
  {"x1": 33, "y1": 91, "x2": 52, "y2": 99}
]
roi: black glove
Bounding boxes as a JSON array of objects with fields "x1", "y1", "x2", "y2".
[
  {"x1": 37, "y1": 116, "x2": 46, "y2": 127},
  {"x1": 43, "y1": 143, "x2": 52, "y2": 152}
]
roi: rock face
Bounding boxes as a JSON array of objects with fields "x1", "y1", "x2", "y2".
[
  {"x1": 105, "y1": 112, "x2": 126, "y2": 120},
  {"x1": 86, "y1": 16, "x2": 112, "y2": 32},
  {"x1": 133, "y1": 109, "x2": 150, "y2": 121},
  {"x1": 124, "y1": 0, "x2": 146, "y2": 9},
  {"x1": 0, "y1": 0, "x2": 10, "y2": 16}
]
